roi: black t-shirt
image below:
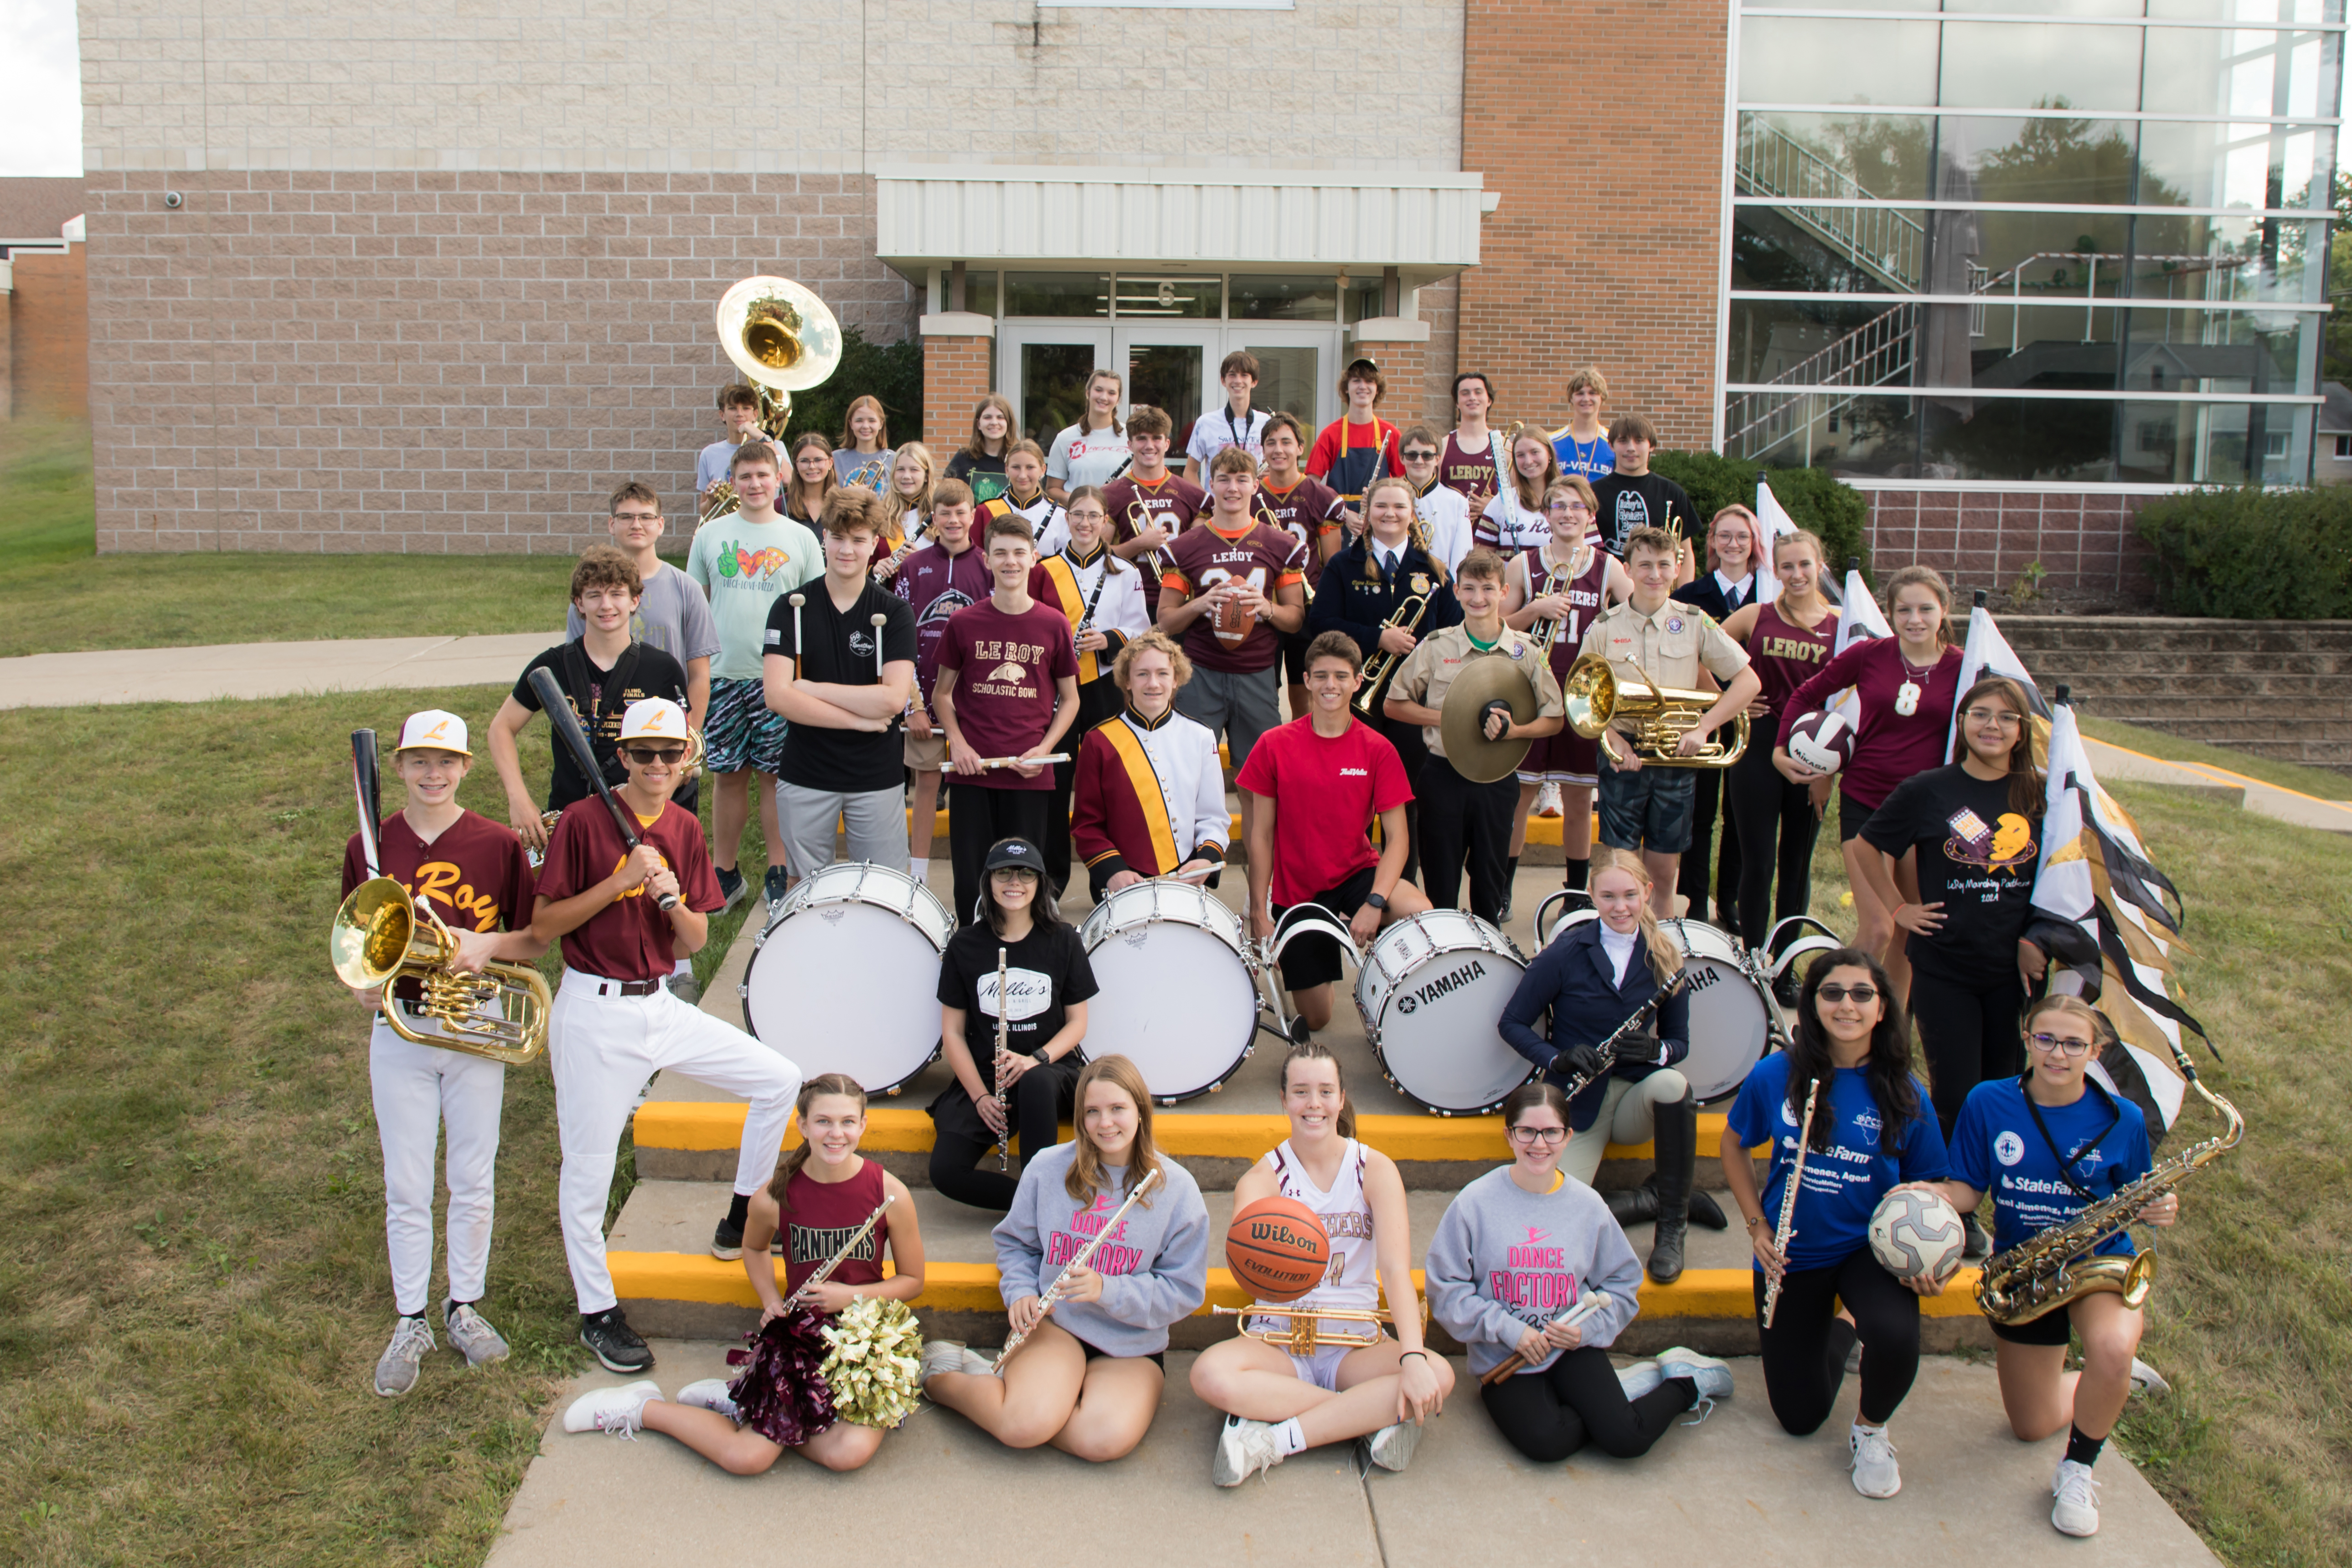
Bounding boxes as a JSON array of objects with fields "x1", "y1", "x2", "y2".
[
  {"x1": 1861, "y1": 763, "x2": 2045, "y2": 984},
  {"x1": 511, "y1": 639, "x2": 690, "y2": 810},
  {"x1": 936, "y1": 920, "x2": 1099, "y2": 1059},
  {"x1": 1590, "y1": 471, "x2": 1697, "y2": 558},
  {"x1": 944, "y1": 449, "x2": 1010, "y2": 505},
  {"x1": 763, "y1": 579, "x2": 919, "y2": 793}
]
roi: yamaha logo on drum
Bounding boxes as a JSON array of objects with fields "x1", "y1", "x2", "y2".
[
  {"x1": 1686, "y1": 965, "x2": 1723, "y2": 992},
  {"x1": 1395, "y1": 959, "x2": 1486, "y2": 1015}
]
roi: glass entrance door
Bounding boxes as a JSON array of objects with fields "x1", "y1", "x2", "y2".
[
  {"x1": 1002, "y1": 325, "x2": 1112, "y2": 446},
  {"x1": 1115, "y1": 325, "x2": 1220, "y2": 455}
]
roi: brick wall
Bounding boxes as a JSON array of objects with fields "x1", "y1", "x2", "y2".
[
  {"x1": 7, "y1": 246, "x2": 90, "y2": 421},
  {"x1": 1455, "y1": 0, "x2": 1726, "y2": 444},
  {"x1": 83, "y1": 171, "x2": 916, "y2": 553},
  {"x1": 923, "y1": 329, "x2": 992, "y2": 457},
  {"x1": 1864, "y1": 489, "x2": 2156, "y2": 610}
]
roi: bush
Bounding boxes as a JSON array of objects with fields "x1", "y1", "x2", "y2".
[
  {"x1": 2136, "y1": 486, "x2": 2352, "y2": 619},
  {"x1": 778, "y1": 326, "x2": 925, "y2": 453},
  {"x1": 1649, "y1": 450, "x2": 1872, "y2": 581}
]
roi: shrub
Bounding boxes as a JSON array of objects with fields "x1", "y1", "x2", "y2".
[
  {"x1": 1649, "y1": 451, "x2": 1872, "y2": 581},
  {"x1": 779, "y1": 325, "x2": 925, "y2": 452},
  {"x1": 2135, "y1": 486, "x2": 2352, "y2": 619}
]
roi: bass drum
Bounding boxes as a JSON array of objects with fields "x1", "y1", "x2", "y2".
[
  {"x1": 741, "y1": 861, "x2": 952, "y2": 1095},
  {"x1": 1079, "y1": 879, "x2": 1260, "y2": 1104},
  {"x1": 1357, "y1": 911, "x2": 1532, "y2": 1115},
  {"x1": 1657, "y1": 918, "x2": 1777, "y2": 1102}
]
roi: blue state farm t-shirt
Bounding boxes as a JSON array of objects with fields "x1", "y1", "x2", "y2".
[
  {"x1": 1950, "y1": 1077, "x2": 2152, "y2": 1259},
  {"x1": 1726, "y1": 1054, "x2": 1949, "y2": 1273}
]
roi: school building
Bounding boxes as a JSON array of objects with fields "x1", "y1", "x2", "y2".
[{"x1": 71, "y1": 0, "x2": 2341, "y2": 600}]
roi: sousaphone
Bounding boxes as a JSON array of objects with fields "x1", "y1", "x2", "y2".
[
  {"x1": 1440, "y1": 655, "x2": 1542, "y2": 784},
  {"x1": 705, "y1": 276, "x2": 846, "y2": 520}
]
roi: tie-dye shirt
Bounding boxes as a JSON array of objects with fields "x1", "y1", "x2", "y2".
[{"x1": 686, "y1": 512, "x2": 824, "y2": 678}]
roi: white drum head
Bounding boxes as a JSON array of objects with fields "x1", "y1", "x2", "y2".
[
  {"x1": 1082, "y1": 915, "x2": 1257, "y2": 1102},
  {"x1": 1659, "y1": 918, "x2": 1768, "y2": 1102},
  {"x1": 1360, "y1": 916, "x2": 1532, "y2": 1114},
  {"x1": 743, "y1": 898, "x2": 945, "y2": 1095}
]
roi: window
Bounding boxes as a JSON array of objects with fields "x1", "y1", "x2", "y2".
[
  {"x1": 1005, "y1": 273, "x2": 1109, "y2": 318},
  {"x1": 2334, "y1": 434, "x2": 2350, "y2": 459},
  {"x1": 1229, "y1": 276, "x2": 1335, "y2": 321},
  {"x1": 2265, "y1": 432, "x2": 2290, "y2": 459}
]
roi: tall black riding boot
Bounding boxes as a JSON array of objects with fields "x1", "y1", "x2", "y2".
[{"x1": 1648, "y1": 1089, "x2": 1701, "y2": 1284}]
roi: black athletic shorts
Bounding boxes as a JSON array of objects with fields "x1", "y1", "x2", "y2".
[
  {"x1": 1272, "y1": 864, "x2": 1379, "y2": 992},
  {"x1": 1278, "y1": 627, "x2": 1314, "y2": 686},
  {"x1": 1074, "y1": 1334, "x2": 1166, "y2": 1370},
  {"x1": 1837, "y1": 788, "x2": 1875, "y2": 845},
  {"x1": 1989, "y1": 1305, "x2": 2077, "y2": 1347}
]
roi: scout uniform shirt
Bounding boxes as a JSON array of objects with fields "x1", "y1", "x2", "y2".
[
  {"x1": 1389, "y1": 623, "x2": 1567, "y2": 762},
  {"x1": 1576, "y1": 596, "x2": 1751, "y2": 697}
]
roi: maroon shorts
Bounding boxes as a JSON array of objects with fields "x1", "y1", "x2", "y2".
[{"x1": 1516, "y1": 727, "x2": 1599, "y2": 787}]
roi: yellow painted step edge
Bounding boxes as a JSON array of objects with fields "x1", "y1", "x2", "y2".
[
  {"x1": 902, "y1": 810, "x2": 1589, "y2": 844},
  {"x1": 634, "y1": 1102, "x2": 1760, "y2": 1163},
  {"x1": 608, "y1": 1253, "x2": 1985, "y2": 1321}
]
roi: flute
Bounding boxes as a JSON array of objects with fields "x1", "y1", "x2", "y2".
[
  {"x1": 773, "y1": 1193, "x2": 897, "y2": 1317},
  {"x1": 1480, "y1": 1289, "x2": 1615, "y2": 1385},
  {"x1": 1760, "y1": 1076, "x2": 1823, "y2": 1330},
  {"x1": 992, "y1": 947, "x2": 1013, "y2": 1173},
  {"x1": 992, "y1": 1168, "x2": 1162, "y2": 1373}
]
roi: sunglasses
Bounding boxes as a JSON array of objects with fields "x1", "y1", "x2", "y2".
[
  {"x1": 1817, "y1": 984, "x2": 1879, "y2": 1004},
  {"x1": 624, "y1": 746, "x2": 686, "y2": 765},
  {"x1": 1401, "y1": 449, "x2": 1439, "y2": 462},
  {"x1": 2027, "y1": 1032, "x2": 2094, "y2": 1057}
]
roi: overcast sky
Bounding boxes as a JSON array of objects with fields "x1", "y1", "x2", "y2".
[{"x1": 0, "y1": 0, "x2": 82, "y2": 177}]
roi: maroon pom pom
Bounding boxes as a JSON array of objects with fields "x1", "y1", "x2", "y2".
[{"x1": 723, "y1": 1306, "x2": 837, "y2": 1446}]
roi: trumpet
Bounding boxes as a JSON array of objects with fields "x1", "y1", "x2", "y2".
[
  {"x1": 1212, "y1": 1298, "x2": 1429, "y2": 1354},
  {"x1": 700, "y1": 478, "x2": 741, "y2": 525},
  {"x1": 1562, "y1": 652, "x2": 1749, "y2": 769},
  {"x1": 1351, "y1": 594, "x2": 1429, "y2": 718},
  {"x1": 1527, "y1": 551, "x2": 1578, "y2": 652},
  {"x1": 330, "y1": 878, "x2": 552, "y2": 1066},
  {"x1": 845, "y1": 453, "x2": 890, "y2": 493}
]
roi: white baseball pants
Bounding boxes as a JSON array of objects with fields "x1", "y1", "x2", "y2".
[
  {"x1": 370, "y1": 1015, "x2": 506, "y2": 1317},
  {"x1": 550, "y1": 970, "x2": 803, "y2": 1315}
]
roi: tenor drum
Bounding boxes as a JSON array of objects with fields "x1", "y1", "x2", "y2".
[
  {"x1": 1357, "y1": 912, "x2": 1532, "y2": 1115},
  {"x1": 1079, "y1": 879, "x2": 1259, "y2": 1104},
  {"x1": 741, "y1": 861, "x2": 953, "y2": 1095},
  {"x1": 1656, "y1": 918, "x2": 1776, "y2": 1102}
]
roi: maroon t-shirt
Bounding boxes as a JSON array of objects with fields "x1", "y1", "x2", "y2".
[
  {"x1": 1745, "y1": 599, "x2": 1838, "y2": 715},
  {"x1": 1778, "y1": 639, "x2": 1965, "y2": 810},
  {"x1": 536, "y1": 794, "x2": 723, "y2": 982},
  {"x1": 1255, "y1": 476, "x2": 1347, "y2": 591},
  {"x1": 936, "y1": 598, "x2": 1081, "y2": 791},
  {"x1": 1515, "y1": 542, "x2": 1612, "y2": 685},
  {"x1": 1161, "y1": 519, "x2": 1310, "y2": 676},
  {"x1": 1104, "y1": 472, "x2": 1207, "y2": 614},
  {"x1": 342, "y1": 809, "x2": 536, "y2": 1001}
]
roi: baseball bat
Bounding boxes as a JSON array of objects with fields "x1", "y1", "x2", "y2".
[
  {"x1": 525, "y1": 667, "x2": 681, "y2": 913},
  {"x1": 350, "y1": 729, "x2": 383, "y2": 878}
]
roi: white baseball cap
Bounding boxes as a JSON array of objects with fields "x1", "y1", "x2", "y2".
[
  {"x1": 618, "y1": 698, "x2": 689, "y2": 744},
  {"x1": 395, "y1": 709, "x2": 471, "y2": 756}
]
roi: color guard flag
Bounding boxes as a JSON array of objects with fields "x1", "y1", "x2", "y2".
[
  {"x1": 1824, "y1": 566, "x2": 1893, "y2": 725},
  {"x1": 1946, "y1": 597, "x2": 2053, "y2": 763},
  {"x1": 1754, "y1": 476, "x2": 1800, "y2": 604}
]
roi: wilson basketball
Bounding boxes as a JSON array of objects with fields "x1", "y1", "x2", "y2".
[
  {"x1": 1225, "y1": 1197, "x2": 1330, "y2": 1302},
  {"x1": 1787, "y1": 708, "x2": 1857, "y2": 775}
]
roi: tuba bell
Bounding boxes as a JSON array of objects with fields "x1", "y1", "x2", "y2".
[
  {"x1": 1562, "y1": 652, "x2": 1749, "y2": 769},
  {"x1": 715, "y1": 275, "x2": 845, "y2": 444},
  {"x1": 330, "y1": 878, "x2": 552, "y2": 1066}
]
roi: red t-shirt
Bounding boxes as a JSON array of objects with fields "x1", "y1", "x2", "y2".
[
  {"x1": 1161, "y1": 519, "x2": 1309, "y2": 675},
  {"x1": 536, "y1": 794, "x2": 723, "y2": 982},
  {"x1": 1305, "y1": 417, "x2": 1403, "y2": 498},
  {"x1": 1233, "y1": 716, "x2": 1413, "y2": 907},
  {"x1": 1255, "y1": 476, "x2": 1348, "y2": 591},
  {"x1": 1777, "y1": 639, "x2": 1965, "y2": 810},
  {"x1": 936, "y1": 598, "x2": 1081, "y2": 791},
  {"x1": 1104, "y1": 472, "x2": 1207, "y2": 613},
  {"x1": 341, "y1": 809, "x2": 536, "y2": 1001}
]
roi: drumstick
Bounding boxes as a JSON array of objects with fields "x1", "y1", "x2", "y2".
[
  {"x1": 1480, "y1": 1290, "x2": 1615, "y2": 1385},
  {"x1": 786, "y1": 593, "x2": 805, "y2": 684},
  {"x1": 870, "y1": 612, "x2": 888, "y2": 681}
]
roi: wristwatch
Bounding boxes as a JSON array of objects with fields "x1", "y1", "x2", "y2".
[{"x1": 1365, "y1": 892, "x2": 1388, "y2": 912}]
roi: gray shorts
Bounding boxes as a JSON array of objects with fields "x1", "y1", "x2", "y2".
[
  {"x1": 774, "y1": 782, "x2": 911, "y2": 878},
  {"x1": 1173, "y1": 665, "x2": 1281, "y2": 772},
  {"x1": 1596, "y1": 752, "x2": 1697, "y2": 853}
]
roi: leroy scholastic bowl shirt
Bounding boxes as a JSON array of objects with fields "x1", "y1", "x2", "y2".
[{"x1": 1726, "y1": 1052, "x2": 1949, "y2": 1274}]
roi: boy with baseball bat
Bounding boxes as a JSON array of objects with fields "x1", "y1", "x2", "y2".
[{"x1": 530, "y1": 692, "x2": 805, "y2": 1371}]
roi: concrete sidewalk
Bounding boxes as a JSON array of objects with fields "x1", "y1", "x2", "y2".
[{"x1": 0, "y1": 631, "x2": 556, "y2": 707}]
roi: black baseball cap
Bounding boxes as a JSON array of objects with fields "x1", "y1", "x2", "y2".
[
  {"x1": 983, "y1": 838, "x2": 1047, "y2": 876},
  {"x1": 1345, "y1": 355, "x2": 1381, "y2": 376}
]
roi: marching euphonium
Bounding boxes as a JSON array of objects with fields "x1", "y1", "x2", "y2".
[
  {"x1": 330, "y1": 879, "x2": 552, "y2": 1066},
  {"x1": 1561, "y1": 652, "x2": 1749, "y2": 769}
]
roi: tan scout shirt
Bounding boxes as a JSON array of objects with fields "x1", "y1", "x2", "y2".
[
  {"x1": 1577, "y1": 595, "x2": 1750, "y2": 695},
  {"x1": 1390, "y1": 623, "x2": 1566, "y2": 762}
]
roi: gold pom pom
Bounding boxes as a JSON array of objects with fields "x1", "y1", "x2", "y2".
[{"x1": 821, "y1": 1297, "x2": 924, "y2": 1429}]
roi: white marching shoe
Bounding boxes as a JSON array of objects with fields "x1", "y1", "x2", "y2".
[{"x1": 2051, "y1": 1459, "x2": 2103, "y2": 1537}]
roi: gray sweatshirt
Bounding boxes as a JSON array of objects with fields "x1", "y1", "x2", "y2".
[
  {"x1": 1425, "y1": 1166, "x2": 1645, "y2": 1379},
  {"x1": 992, "y1": 1145, "x2": 1211, "y2": 1358}
]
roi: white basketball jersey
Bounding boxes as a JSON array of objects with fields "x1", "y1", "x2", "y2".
[{"x1": 1265, "y1": 1137, "x2": 1378, "y2": 1315}]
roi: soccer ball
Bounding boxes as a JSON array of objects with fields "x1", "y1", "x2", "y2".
[
  {"x1": 1787, "y1": 709, "x2": 1857, "y2": 775},
  {"x1": 1869, "y1": 1188, "x2": 1966, "y2": 1284}
]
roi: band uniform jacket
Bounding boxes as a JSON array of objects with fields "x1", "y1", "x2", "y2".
[
  {"x1": 1070, "y1": 704, "x2": 1230, "y2": 900},
  {"x1": 1497, "y1": 920, "x2": 1692, "y2": 1133},
  {"x1": 1305, "y1": 536, "x2": 1465, "y2": 658}
]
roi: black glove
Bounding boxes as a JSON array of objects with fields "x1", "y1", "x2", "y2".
[
  {"x1": 1618, "y1": 1030, "x2": 1661, "y2": 1064},
  {"x1": 1553, "y1": 1043, "x2": 1607, "y2": 1082}
]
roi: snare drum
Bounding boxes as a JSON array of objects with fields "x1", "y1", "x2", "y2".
[
  {"x1": 1357, "y1": 912, "x2": 1533, "y2": 1115},
  {"x1": 1656, "y1": 918, "x2": 1776, "y2": 1102},
  {"x1": 741, "y1": 861, "x2": 953, "y2": 1095},
  {"x1": 1079, "y1": 879, "x2": 1259, "y2": 1103}
]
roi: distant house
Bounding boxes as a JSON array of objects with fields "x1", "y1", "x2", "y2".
[
  {"x1": 1, "y1": 176, "x2": 89, "y2": 422},
  {"x1": 2321, "y1": 383, "x2": 2352, "y2": 487}
]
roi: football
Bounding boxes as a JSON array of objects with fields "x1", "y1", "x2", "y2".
[
  {"x1": 1786, "y1": 708, "x2": 1857, "y2": 775},
  {"x1": 1869, "y1": 1188, "x2": 1967, "y2": 1284}
]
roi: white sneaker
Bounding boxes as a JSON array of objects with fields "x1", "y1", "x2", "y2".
[
  {"x1": 1849, "y1": 1423, "x2": 1902, "y2": 1498},
  {"x1": 1536, "y1": 781, "x2": 1564, "y2": 818},
  {"x1": 2051, "y1": 1458, "x2": 2102, "y2": 1537},
  {"x1": 1364, "y1": 1418, "x2": 1422, "y2": 1473},
  {"x1": 1616, "y1": 1358, "x2": 1665, "y2": 1402},
  {"x1": 441, "y1": 1302, "x2": 510, "y2": 1367},
  {"x1": 674, "y1": 1377, "x2": 739, "y2": 1421},
  {"x1": 2129, "y1": 1357, "x2": 2171, "y2": 1397},
  {"x1": 563, "y1": 1380, "x2": 663, "y2": 1438},
  {"x1": 1654, "y1": 1346, "x2": 1734, "y2": 1402},
  {"x1": 1212, "y1": 1415, "x2": 1284, "y2": 1487},
  {"x1": 920, "y1": 1340, "x2": 970, "y2": 1384},
  {"x1": 372, "y1": 1316, "x2": 436, "y2": 1398}
]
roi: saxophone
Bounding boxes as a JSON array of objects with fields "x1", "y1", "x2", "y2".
[{"x1": 1975, "y1": 1067, "x2": 2243, "y2": 1326}]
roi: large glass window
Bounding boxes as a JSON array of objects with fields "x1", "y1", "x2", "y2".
[
  {"x1": 1231, "y1": 275, "x2": 1339, "y2": 320},
  {"x1": 1006, "y1": 273, "x2": 1110, "y2": 317}
]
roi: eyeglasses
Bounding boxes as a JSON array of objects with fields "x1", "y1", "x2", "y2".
[
  {"x1": 1963, "y1": 708, "x2": 2024, "y2": 727},
  {"x1": 1545, "y1": 500, "x2": 1591, "y2": 513},
  {"x1": 1817, "y1": 984, "x2": 1879, "y2": 1004},
  {"x1": 611, "y1": 511, "x2": 662, "y2": 524},
  {"x1": 624, "y1": 746, "x2": 686, "y2": 765},
  {"x1": 1507, "y1": 1124, "x2": 1569, "y2": 1145},
  {"x1": 2027, "y1": 1032, "x2": 2094, "y2": 1057}
]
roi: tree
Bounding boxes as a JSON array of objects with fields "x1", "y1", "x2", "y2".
[{"x1": 2326, "y1": 169, "x2": 2352, "y2": 389}]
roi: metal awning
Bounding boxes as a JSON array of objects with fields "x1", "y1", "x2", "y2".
[{"x1": 874, "y1": 165, "x2": 1486, "y2": 285}]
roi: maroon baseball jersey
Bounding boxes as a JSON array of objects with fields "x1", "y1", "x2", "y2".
[
  {"x1": 1160, "y1": 519, "x2": 1309, "y2": 675},
  {"x1": 936, "y1": 598, "x2": 1082, "y2": 791},
  {"x1": 1104, "y1": 472, "x2": 1207, "y2": 614},
  {"x1": 1255, "y1": 475, "x2": 1347, "y2": 591},
  {"x1": 536, "y1": 794, "x2": 723, "y2": 982},
  {"x1": 342, "y1": 809, "x2": 536, "y2": 1001}
]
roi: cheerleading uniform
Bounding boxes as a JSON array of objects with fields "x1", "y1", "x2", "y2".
[
  {"x1": 1253, "y1": 1137, "x2": 1379, "y2": 1389},
  {"x1": 779, "y1": 1158, "x2": 891, "y2": 1296}
]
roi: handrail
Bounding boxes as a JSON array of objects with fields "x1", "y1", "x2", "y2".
[{"x1": 1734, "y1": 119, "x2": 1925, "y2": 292}]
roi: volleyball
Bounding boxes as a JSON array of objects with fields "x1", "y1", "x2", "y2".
[
  {"x1": 1869, "y1": 1188, "x2": 1967, "y2": 1285},
  {"x1": 1787, "y1": 709, "x2": 1857, "y2": 775},
  {"x1": 1225, "y1": 1197, "x2": 1331, "y2": 1302}
]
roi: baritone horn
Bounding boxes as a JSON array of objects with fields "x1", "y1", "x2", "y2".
[
  {"x1": 330, "y1": 878, "x2": 552, "y2": 1066},
  {"x1": 1562, "y1": 652, "x2": 1749, "y2": 769}
]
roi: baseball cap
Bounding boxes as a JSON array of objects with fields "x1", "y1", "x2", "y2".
[
  {"x1": 982, "y1": 838, "x2": 1048, "y2": 877},
  {"x1": 618, "y1": 698, "x2": 689, "y2": 744},
  {"x1": 1345, "y1": 355, "x2": 1381, "y2": 376},
  {"x1": 395, "y1": 709, "x2": 471, "y2": 756}
]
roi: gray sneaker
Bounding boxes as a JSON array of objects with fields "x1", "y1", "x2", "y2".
[
  {"x1": 442, "y1": 1301, "x2": 511, "y2": 1367},
  {"x1": 374, "y1": 1316, "x2": 436, "y2": 1398},
  {"x1": 1363, "y1": 1417, "x2": 1422, "y2": 1473},
  {"x1": 666, "y1": 970, "x2": 703, "y2": 1006}
]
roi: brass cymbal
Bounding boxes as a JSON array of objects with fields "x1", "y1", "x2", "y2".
[{"x1": 1439, "y1": 654, "x2": 1540, "y2": 784}]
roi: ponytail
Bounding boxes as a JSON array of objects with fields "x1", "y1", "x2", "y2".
[{"x1": 765, "y1": 1073, "x2": 869, "y2": 1221}]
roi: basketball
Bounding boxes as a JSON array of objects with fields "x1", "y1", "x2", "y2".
[
  {"x1": 1225, "y1": 1197, "x2": 1331, "y2": 1302},
  {"x1": 1869, "y1": 1188, "x2": 1967, "y2": 1285},
  {"x1": 1787, "y1": 709, "x2": 1857, "y2": 775}
]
